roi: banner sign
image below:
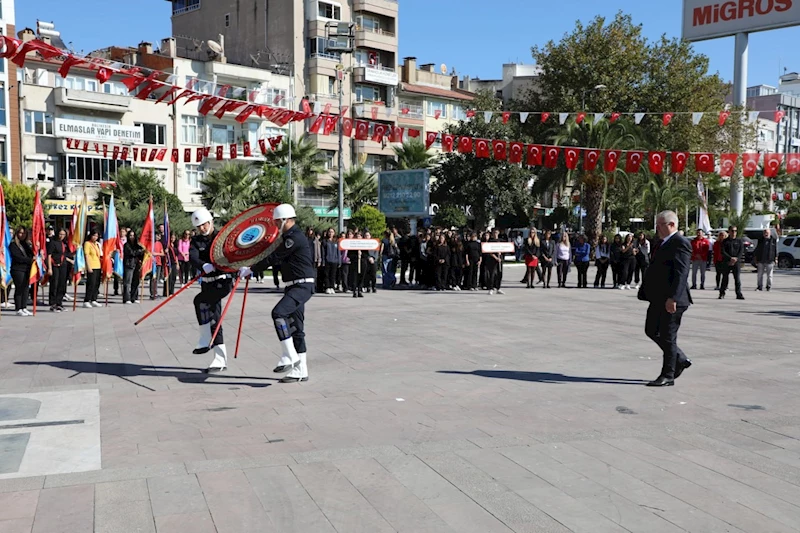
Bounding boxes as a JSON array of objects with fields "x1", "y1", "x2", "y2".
[
  {"x1": 481, "y1": 242, "x2": 515, "y2": 253},
  {"x1": 682, "y1": 0, "x2": 800, "y2": 42},
  {"x1": 339, "y1": 238, "x2": 381, "y2": 251},
  {"x1": 378, "y1": 170, "x2": 430, "y2": 217},
  {"x1": 56, "y1": 118, "x2": 143, "y2": 144}
]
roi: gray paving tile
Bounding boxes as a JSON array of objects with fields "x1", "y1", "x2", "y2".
[
  {"x1": 0, "y1": 478, "x2": 45, "y2": 494},
  {"x1": 154, "y1": 512, "x2": 216, "y2": 533},
  {"x1": 185, "y1": 454, "x2": 295, "y2": 474},
  {"x1": 95, "y1": 479, "x2": 150, "y2": 506},
  {"x1": 31, "y1": 485, "x2": 93, "y2": 533},
  {"x1": 0, "y1": 518, "x2": 34, "y2": 533},
  {"x1": 94, "y1": 500, "x2": 156, "y2": 533},
  {"x1": 196, "y1": 470, "x2": 276, "y2": 532},
  {"x1": 0, "y1": 492, "x2": 39, "y2": 521},
  {"x1": 147, "y1": 475, "x2": 208, "y2": 517}
]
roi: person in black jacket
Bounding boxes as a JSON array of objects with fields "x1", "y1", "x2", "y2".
[
  {"x1": 463, "y1": 232, "x2": 482, "y2": 291},
  {"x1": 448, "y1": 235, "x2": 464, "y2": 290},
  {"x1": 719, "y1": 225, "x2": 745, "y2": 300},
  {"x1": 122, "y1": 230, "x2": 144, "y2": 304},
  {"x1": 522, "y1": 232, "x2": 540, "y2": 289},
  {"x1": 754, "y1": 228, "x2": 777, "y2": 292},
  {"x1": 9, "y1": 227, "x2": 33, "y2": 315},
  {"x1": 433, "y1": 234, "x2": 450, "y2": 291},
  {"x1": 321, "y1": 228, "x2": 340, "y2": 294},
  {"x1": 363, "y1": 231, "x2": 379, "y2": 293},
  {"x1": 539, "y1": 230, "x2": 555, "y2": 289},
  {"x1": 638, "y1": 210, "x2": 693, "y2": 387},
  {"x1": 347, "y1": 230, "x2": 367, "y2": 298},
  {"x1": 47, "y1": 228, "x2": 72, "y2": 312}
]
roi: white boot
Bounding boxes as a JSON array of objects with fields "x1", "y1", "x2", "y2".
[
  {"x1": 204, "y1": 344, "x2": 227, "y2": 373},
  {"x1": 273, "y1": 338, "x2": 300, "y2": 373},
  {"x1": 193, "y1": 323, "x2": 212, "y2": 354},
  {"x1": 280, "y1": 352, "x2": 308, "y2": 383}
]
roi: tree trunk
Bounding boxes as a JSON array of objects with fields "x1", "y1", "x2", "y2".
[{"x1": 583, "y1": 182, "x2": 604, "y2": 246}]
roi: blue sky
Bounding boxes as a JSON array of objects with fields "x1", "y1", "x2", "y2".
[{"x1": 16, "y1": 0, "x2": 800, "y2": 88}]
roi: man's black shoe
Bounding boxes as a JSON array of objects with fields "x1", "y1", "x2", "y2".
[
  {"x1": 674, "y1": 359, "x2": 692, "y2": 379},
  {"x1": 646, "y1": 377, "x2": 674, "y2": 387}
]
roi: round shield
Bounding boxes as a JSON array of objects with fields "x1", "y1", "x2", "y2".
[{"x1": 211, "y1": 204, "x2": 281, "y2": 272}]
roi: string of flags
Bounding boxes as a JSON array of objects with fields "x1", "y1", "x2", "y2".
[
  {"x1": 64, "y1": 136, "x2": 284, "y2": 162},
  {"x1": 468, "y1": 109, "x2": 787, "y2": 127}
]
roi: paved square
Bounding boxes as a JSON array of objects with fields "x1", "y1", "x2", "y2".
[{"x1": 0, "y1": 264, "x2": 799, "y2": 532}]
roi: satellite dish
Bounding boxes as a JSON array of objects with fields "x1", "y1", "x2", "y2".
[
  {"x1": 207, "y1": 40, "x2": 224, "y2": 54},
  {"x1": 440, "y1": 64, "x2": 447, "y2": 74}
]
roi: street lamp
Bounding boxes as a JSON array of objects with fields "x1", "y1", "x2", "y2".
[{"x1": 581, "y1": 84, "x2": 606, "y2": 111}]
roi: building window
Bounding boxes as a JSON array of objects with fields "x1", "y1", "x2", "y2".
[
  {"x1": 265, "y1": 87, "x2": 288, "y2": 107},
  {"x1": 24, "y1": 111, "x2": 55, "y2": 135},
  {"x1": 211, "y1": 124, "x2": 235, "y2": 145},
  {"x1": 245, "y1": 122, "x2": 260, "y2": 146},
  {"x1": 225, "y1": 13, "x2": 230, "y2": 27},
  {"x1": 318, "y1": 1, "x2": 341, "y2": 20},
  {"x1": 328, "y1": 76, "x2": 336, "y2": 95},
  {"x1": 321, "y1": 150, "x2": 336, "y2": 171},
  {"x1": 65, "y1": 155, "x2": 129, "y2": 184},
  {"x1": 60, "y1": 113, "x2": 119, "y2": 125},
  {"x1": 355, "y1": 85, "x2": 381, "y2": 103},
  {"x1": 452, "y1": 106, "x2": 466, "y2": 121},
  {"x1": 136, "y1": 123, "x2": 167, "y2": 145},
  {"x1": 172, "y1": 0, "x2": 201, "y2": 16},
  {"x1": 181, "y1": 115, "x2": 205, "y2": 144},
  {"x1": 427, "y1": 100, "x2": 447, "y2": 118},
  {"x1": 186, "y1": 165, "x2": 204, "y2": 188},
  {"x1": 0, "y1": 140, "x2": 6, "y2": 178},
  {"x1": 307, "y1": 38, "x2": 341, "y2": 60},
  {"x1": 363, "y1": 155, "x2": 385, "y2": 174},
  {"x1": 264, "y1": 127, "x2": 286, "y2": 141},
  {"x1": 356, "y1": 14, "x2": 381, "y2": 32},
  {"x1": 102, "y1": 81, "x2": 127, "y2": 95}
]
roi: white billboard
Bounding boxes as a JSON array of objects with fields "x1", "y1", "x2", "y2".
[
  {"x1": 682, "y1": 0, "x2": 800, "y2": 41},
  {"x1": 55, "y1": 118, "x2": 144, "y2": 144}
]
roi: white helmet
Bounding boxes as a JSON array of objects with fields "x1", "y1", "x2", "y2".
[
  {"x1": 273, "y1": 203, "x2": 297, "y2": 220},
  {"x1": 191, "y1": 207, "x2": 213, "y2": 227}
]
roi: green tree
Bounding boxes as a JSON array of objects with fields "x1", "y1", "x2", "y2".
[
  {"x1": 390, "y1": 139, "x2": 436, "y2": 170},
  {"x1": 199, "y1": 163, "x2": 256, "y2": 223},
  {"x1": 641, "y1": 172, "x2": 693, "y2": 229},
  {"x1": 320, "y1": 166, "x2": 377, "y2": 212},
  {"x1": 1, "y1": 178, "x2": 40, "y2": 229},
  {"x1": 253, "y1": 165, "x2": 292, "y2": 205},
  {"x1": 433, "y1": 90, "x2": 534, "y2": 229},
  {"x1": 98, "y1": 167, "x2": 182, "y2": 212},
  {"x1": 263, "y1": 134, "x2": 326, "y2": 189},
  {"x1": 349, "y1": 205, "x2": 386, "y2": 236},
  {"x1": 433, "y1": 204, "x2": 468, "y2": 229}
]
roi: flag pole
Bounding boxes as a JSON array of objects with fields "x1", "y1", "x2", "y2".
[
  {"x1": 73, "y1": 282, "x2": 78, "y2": 311},
  {"x1": 234, "y1": 278, "x2": 250, "y2": 359},
  {"x1": 208, "y1": 277, "x2": 241, "y2": 348},
  {"x1": 104, "y1": 278, "x2": 109, "y2": 307},
  {"x1": 32, "y1": 283, "x2": 37, "y2": 316},
  {"x1": 134, "y1": 274, "x2": 200, "y2": 325}
]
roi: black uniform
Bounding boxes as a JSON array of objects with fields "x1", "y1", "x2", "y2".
[
  {"x1": 720, "y1": 236, "x2": 745, "y2": 298},
  {"x1": 47, "y1": 239, "x2": 71, "y2": 308},
  {"x1": 464, "y1": 240, "x2": 481, "y2": 290},
  {"x1": 189, "y1": 230, "x2": 234, "y2": 349},
  {"x1": 253, "y1": 224, "x2": 315, "y2": 354}
]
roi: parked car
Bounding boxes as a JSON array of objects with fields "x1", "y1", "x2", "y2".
[{"x1": 777, "y1": 235, "x2": 800, "y2": 269}]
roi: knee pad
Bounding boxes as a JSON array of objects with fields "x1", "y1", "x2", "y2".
[{"x1": 273, "y1": 317, "x2": 293, "y2": 341}]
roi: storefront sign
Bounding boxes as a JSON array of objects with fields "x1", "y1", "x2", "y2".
[
  {"x1": 44, "y1": 199, "x2": 102, "y2": 216},
  {"x1": 55, "y1": 118, "x2": 143, "y2": 144},
  {"x1": 682, "y1": 0, "x2": 800, "y2": 41},
  {"x1": 313, "y1": 206, "x2": 352, "y2": 218},
  {"x1": 378, "y1": 170, "x2": 430, "y2": 217}
]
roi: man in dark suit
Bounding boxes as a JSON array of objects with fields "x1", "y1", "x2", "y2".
[{"x1": 638, "y1": 210, "x2": 693, "y2": 387}]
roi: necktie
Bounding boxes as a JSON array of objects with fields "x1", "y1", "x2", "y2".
[{"x1": 651, "y1": 239, "x2": 663, "y2": 260}]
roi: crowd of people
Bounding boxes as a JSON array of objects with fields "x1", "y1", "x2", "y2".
[{"x1": 1, "y1": 219, "x2": 783, "y2": 316}]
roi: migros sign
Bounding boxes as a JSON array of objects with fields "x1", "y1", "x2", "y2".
[{"x1": 683, "y1": 0, "x2": 800, "y2": 41}]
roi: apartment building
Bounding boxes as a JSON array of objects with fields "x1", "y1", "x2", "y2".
[
  {"x1": 1, "y1": 0, "x2": 17, "y2": 181},
  {"x1": 458, "y1": 63, "x2": 542, "y2": 105},
  {"x1": 395, "y1": 57, "x2": 473, "y2": 158},
  {"x1": 165, "y1": 0, "x2": 400, "y2": 212},
  {"x1": 17, "y1": 32, "x2": 290, "y2": 213}
]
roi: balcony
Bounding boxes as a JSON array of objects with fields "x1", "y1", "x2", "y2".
[
  {"x1": 353, "y1": 64, "x2": 398, "y2": 86},
  {"x1": 355, "y1": 26, "x2": 397, "y2": 52},
  {"x1": 353, "y1": 103, "x2": 397, "y2": 121},
  {"x1": 308, "y1": 93, "x2": 342, "y2": 114},
  {"x1": 308, "y1": 53, "x2": 343, "y2": 78},
  {"x1": 54, "y1": 87, "x2": 131, "y2": 114},
  {"x1": 353, "y1": 0, "x2": 398, "y2": 18},
  {"x1": 397, "y1": 102, "x2": 424, "y2": 124},
  {"x1": 355, "y1": 139, "x2": 395, "y2": 156},
  {"x1": 307, "y1": 133, "x2": 340, "y2": 152}
]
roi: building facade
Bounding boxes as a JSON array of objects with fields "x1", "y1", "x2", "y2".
[
  {"x1": 747, "y1": 91, "x2": 800, "y2": 154},
  {"x1": 165, "y1": 0, "x2": 400, "y2": 211},
  {"x1": 1, "y1": 0, "x2": 18, "y2": 182},
  {"x1": 458, "y1": 63, "x2": 541, "y2": 104}
]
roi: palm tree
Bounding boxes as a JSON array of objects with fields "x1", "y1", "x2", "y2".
[
  {"x1": 199, "y1": 163, "x2": 256, "y2": 222},
  {"x1": 263, "y1": 134, "x2": 326, "y2": 189},
  {"x1": 641, "y1": 172, "x2": 692, "y2": 230},
  {"x1": 321, "y1": 166, "x2": 377, "y2": 213},
  {"x1": 390, "y1": 138, "x2": 436, "y2": 170},
  {"x1": 537, "y1": 119, "x2": 639, "y2": 244}
]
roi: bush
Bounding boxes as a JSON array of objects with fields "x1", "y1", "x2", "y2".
[
  {"x1": 350, "y1": 205, "x2": 386, "y2": 236},
  {"x1": 433, "y1": 204, "x2": 467, "y2": 229},
  {"x1": 1, "y1": 177, "x2": 38, "y2": 229},
  {"x1": 294, "y1": 206, "x2": 328, "y2": 234}
]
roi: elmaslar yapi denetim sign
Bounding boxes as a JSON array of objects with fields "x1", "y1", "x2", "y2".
[{"x1": 682, "y1": 0, "x2": 800, "y2": 41}]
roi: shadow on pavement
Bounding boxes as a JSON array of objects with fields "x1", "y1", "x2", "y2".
[
  {"x1": 746, "y1": 310, "x2": 800, "y2": 319},
  {"x1": 15, "y1": 361, "x2": 276, "y2": 389},
  {"x1": 438, "y1": 370, "x2": 649, "y2": 385}
]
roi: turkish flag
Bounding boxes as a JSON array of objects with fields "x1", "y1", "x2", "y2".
[
  {"x1": 354, "y1": 120, "x2": 369, "y2": 140},
  {"x1": 442, "y1": 134, "x2": 455, "y2": 152},
  {"x1": 341, "y1": 118, "x2": 354, "y2": 137},
  {"x1": 138, "y1": 148, "x2": 146, "y2": 161},
  {"x1": 763, "y1": 153, "x2": 783, "y2": 178},
  {"x1": 121, "y1": 147, "x2": 130, "y2": 160},
  {"x1": 434, "y1": 110, "x2": 441, "y2": 120},
  {"x1": 156, "y1": 86, "x2": 180, "y2": 105},
  {"x1": 323, "y1": 116, "x2": 337, "y2": 136},
  {"x1": 610, "y1": 112, "x2": 621, "y2": 123},
  {"x1": 229, "y1": 144, "x2": 238, "y2": 159},
  {"x1": 526, "y1": 145, "x2": 542, "y2": 166},
  {"x1": 372, "y1": 124, "x2": 388, "y2": 143},
  {"x1": 269, "y1": 136, "x2": 283, "y2": 150},
  {"x1": 170, "y1": 149, "x2": 179, "y2": 163},
  {"x1": 155, "y1": 148, "x2": 166, "y2": 161},
  {"x1": 544, "y1": 146, "x2": 560, "y2": 168},
  {"x1": 584, "y1": 149, "x2": 600, "y2": 171},
  {"x1": 182, "y1": 148, "x2": 190, "y2": 162},
  {"x1": 509, "y1": 142, "x2": 524, "y2": 163},
  {"x1": 371, "y1": 107, "x2": 379, "y2": 120},
  {"x1": 785, "y1": 192, "x2": 792, "y2": 201},
  {"x1": 216, "y1": 146, "x2": 224, "y2": 160},
  {"x1": 147, "y1": 149, "x2": 156, "y2": 162},
  {"x1": 132, "y1": 148, "x2": 139, "y2": 160},
  {"x1": 102, "y1": 144, "x2": 109, "y2": 158},
  {"x1": 575, "y1": 113, "x2": 585, "y2": 124},
  {"x1": 196, "y1": 147, "x2": 204, "y2": 162},
  {"x1": 695, "y1": 153, "x2": 714, "y2": 173},
  {"x1": 258, "y1": 139, "x2": 267, "y2": 155},
  {"x1": 11, "y1": 39, "x2": 62, "y2": 67},
  {"x1": 457, "y1": 136, "x2": 473, "y2": 154},
  {"x1": 671, "y1": 152, "x2": 689, "y2": 173},
  {"x1": 65, "y1": 138, "x2": 73, "y2": 150},
  {"x1": 308, "y1": 115, "x2": 324, "y2": 134},
  {"x1": 425, "y1": 132, "x2": 438, "y2": 150},
  {"x1": 389, "y1": 126, "x2": 404, "y2": 143},
  {"x1": 786, "y1": 153, "x2": 800, "y2": 174},
  {"x1": 112, "y1": 146, "x2": 121, "y2": 160},
  {"x1": 604, "y1": 150, "x2": 621, "y2": 171},
  {"x1": 540, "y1": 112, "x2": 550, "y2": 123},
  {"x1": 466, "y1": 110, "x2": 476, "y2": 118},
  {"x1": 625, "y1": 151, "x2": 644, "y2": 173},
  {"x1": 663, "y1": 113, "x2": 674, "y2": 126},
  {"x1": 775, "y1": 110, "x2": 785, "y2": 123},
  {"x1": 492, "y1": 140, "x2": 507, "y2": 160},
  {"x1": 719, "y1": 153, "x2": 738, "y2": 177},
  {"x1": 564, "y1": 148, "x2": 580, "y2": 170},
  {"x1": 408, "y1": 129, "x2": 421, "y2": 138},
  {"x1": 648, "y1": 151, "x2": 666, "y2": 174},
  {"x1": 0, "y1": 36, "x2": 22, "y2": 60},
  {"x1": 475, "y1": 139, "x2": 490, "y2": 158},
  {"x1": 772, "y1": 192, "x2": 778, "y2": 201},
  {"x1": 742, "y1": 152, "x2": 760, "y2": 177},
  {"x1": 198, "y1": 96, "x2": 223, "y2": 116},
  {"x1": 58, "y1": 55, "x2": 85, "y2": 79},
  {"x1": 401, "y1": 107, "x2": 409, "y2": 115},
  {"x1": 301, "y1": 98, "x2": 311, "y2": 114},
  {"x1": 502, "y1": 112, "x2": 511, "y2": 124},
  {"x1": 718, "y1": 110, "x2": 731, "y2": 126},
  {"x1": 82, "y1": 141, "x2": 89, "y2": 152},
  {"x1": 94, "y1": 143, "x2": 100, "y2": 154},
  {"x1": 243, "y1": 142, "x2": 252, "y2": 157}
]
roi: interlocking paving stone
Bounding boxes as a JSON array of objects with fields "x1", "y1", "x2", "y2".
[
  {"x1": 31, "y1": 485, "x2": 94, "y2": 533},
  {"x1": 94, "y1": 500, "x2": 156, "y2": 533}
]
